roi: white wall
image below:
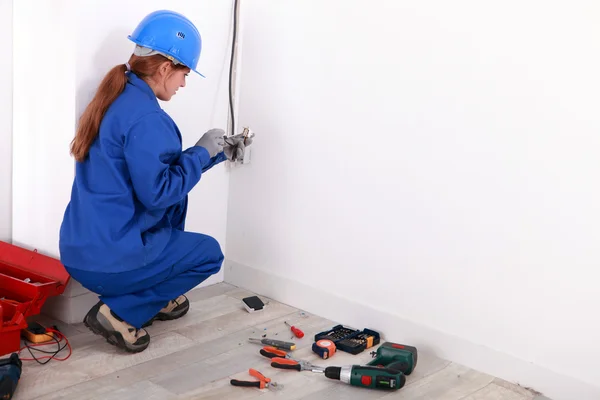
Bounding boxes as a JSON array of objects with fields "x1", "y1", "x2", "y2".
[
  {"x1": 226, "y1": 1, "x2": 600, "y2": 399},
  {"x1": 12, "y1": 0, "x2": 76, "y2": 254},
  {"x1": 0, "y1": 0, "x2": 12, "y2": 242},
  {"x1": 12, "y1": 0, "x2": 235, "y2": 289}
]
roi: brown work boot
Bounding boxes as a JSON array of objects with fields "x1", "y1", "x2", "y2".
[
  {"x1": 84, "y1": 301, "x2": 150, "y2": 353},
  {"x1": 142, "y1": 295, "x2": 190, "y2": 328}
]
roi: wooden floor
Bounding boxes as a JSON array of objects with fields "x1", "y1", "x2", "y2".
[{"x1": 15, "y1": 283, "x2": 549, "y2": 400}]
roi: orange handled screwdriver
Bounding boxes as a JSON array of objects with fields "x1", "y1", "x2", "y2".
[{"x1": 284, "y1": 321, "x2": 304, "y2": 338}]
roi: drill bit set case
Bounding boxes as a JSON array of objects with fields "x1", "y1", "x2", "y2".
[{"x1": 314, "y1": 325, "x2": 380, "y2": 355}]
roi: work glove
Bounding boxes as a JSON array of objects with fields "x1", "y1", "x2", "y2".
[
  {"x1": 223, "y1": 133, "x2": 253, "y2": 162},
  {"x1": 195, "y1": 128, "x2": 225, "y2": 158}
]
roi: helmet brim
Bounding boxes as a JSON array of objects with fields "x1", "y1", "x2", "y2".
[{"x1": 128, "y1": 36, "x2": 205, "y2": 78}]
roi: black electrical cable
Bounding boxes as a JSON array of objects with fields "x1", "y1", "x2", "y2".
[
  {"x1": 24, "y1": 331, "x2": 67, "y2": 365},
  {"x1": 228, "y1": 0, "x2": 239, "y2": 136}
]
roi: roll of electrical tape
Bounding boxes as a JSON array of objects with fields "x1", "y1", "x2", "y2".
[{"x1": 312, "y1": 339, "x2": 336, "y2": 359}]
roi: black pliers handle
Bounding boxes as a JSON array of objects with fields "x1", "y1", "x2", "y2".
[
  {"x1": 230, "y1": 368, "x2": 281, "y2": 390},
  {"x1": 260, "y1": 346, "x2": 290, "y2": 359}
]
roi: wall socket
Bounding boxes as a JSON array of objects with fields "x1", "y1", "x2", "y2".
[{"x1": 240, "y1": 126, "x2": 254, "y2": 165}]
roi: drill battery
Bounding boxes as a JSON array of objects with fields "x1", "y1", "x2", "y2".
[
  {"x1": 0, "y1": 353, "x2": 22, "y2": 400},
  {"x1": 367, "y1": 342, "x2": 418, "y2": 375}
]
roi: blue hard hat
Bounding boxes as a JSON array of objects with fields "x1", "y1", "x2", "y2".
[{"x1": 128, "y1": 10, "x2": 204, "y2": 77}]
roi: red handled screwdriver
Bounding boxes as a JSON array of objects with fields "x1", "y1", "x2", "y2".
[{"x1": 284, "y1": 321, "x2": 304, "y2": 338}]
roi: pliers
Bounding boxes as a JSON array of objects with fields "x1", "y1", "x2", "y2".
[
  {"x1": 230, "y1": 368, "x2": 283, "y2": 390},
  {"x1": 270, "y1": 357, "x2": 325, "y2": 373},
  {"x1": 260, "y1": 346, "x2": 293, "y2": 359}
]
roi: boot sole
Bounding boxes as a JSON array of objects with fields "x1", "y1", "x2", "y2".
[
  {"x1": 142, "y1": 301, "x2": 190, "y2": 328},
  {"x1": 84, "y1": 304, "x2": 150, "y2": 354}
]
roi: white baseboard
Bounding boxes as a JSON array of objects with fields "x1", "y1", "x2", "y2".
[{"x1": 224, "y1": 259, "x2": 600, "y2": 400}]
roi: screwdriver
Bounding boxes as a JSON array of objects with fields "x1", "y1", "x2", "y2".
[
  {"x1": 249, "y1": 338, "x2": 296, "y2": 351},
  {"x1": 284, "y1": 321, "x2": 304, "y2": 338}
]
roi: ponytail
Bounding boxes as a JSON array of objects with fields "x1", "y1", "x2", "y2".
[
  {"x1": 70, "y1": 53, "x2": 187, "y2": 162},
  {"x1": 70, "y1": 63, "x2": 128, "y2": 162}
]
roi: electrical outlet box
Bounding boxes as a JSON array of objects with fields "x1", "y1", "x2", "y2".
[
  {"x1": 240, "y1": 126, "x2": 253, "y2": 165},
  {"x1": 224, "y1": 127, "x2": 253, "y2": 166}
]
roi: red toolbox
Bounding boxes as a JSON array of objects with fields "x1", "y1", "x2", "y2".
[{"x1": 0, "y1": 241, "x2": 70, "y2": 356}]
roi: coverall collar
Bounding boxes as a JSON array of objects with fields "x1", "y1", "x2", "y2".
[{"x1": 127, "y1": 72, "x2": 159, "y2": 104}]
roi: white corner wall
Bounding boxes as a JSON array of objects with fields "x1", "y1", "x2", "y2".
[
  {"x1": 225, "y1": 2, "x2": 600, "y2": 400},
  {"x1": 0, "y1": 0, "x2": 13, "y2": 242},
  {"x1": 12, "y1": 0, "x2": 76, "y2": 255}
]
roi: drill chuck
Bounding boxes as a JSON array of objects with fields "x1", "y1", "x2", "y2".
[{"x1": 324, "y1": 366, "x2": 341, "y2": 380}]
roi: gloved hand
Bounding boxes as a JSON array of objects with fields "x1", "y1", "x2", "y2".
[
  {"x1": 195, "y1": 128, "x2": 225, "y2": 157},
  {"x1": 223, "y1": 133, "x2": 253, "y2": 162}
]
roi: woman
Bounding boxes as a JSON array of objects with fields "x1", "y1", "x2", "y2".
[{"x1": 58, "y1": 10, "x2": 249, "y2": 353}]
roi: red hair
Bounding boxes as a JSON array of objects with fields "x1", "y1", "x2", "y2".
[{"x1": 70, "y1": 54, "x2": 188, "y2": 162}]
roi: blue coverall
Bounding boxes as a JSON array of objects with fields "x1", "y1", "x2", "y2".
[{"x1": 59, "y1": 72, "x2": 226, "y2": 328}]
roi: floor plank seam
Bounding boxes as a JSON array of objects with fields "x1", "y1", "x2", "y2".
[
  {"x1": 404, "y1": 359, "x2": 452, "y2": 388},
  {"x1": 456, "y1": 383, "x2": 489, "y2": 400},
  {"x1": 28, "y1": 332, "x2": 200, "y2": 399},
  {"x1": 182, "y1": 310, "x2": 300, "y2": 345}
]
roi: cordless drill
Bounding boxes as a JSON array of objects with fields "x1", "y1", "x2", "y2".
[
  {"x1": 0, "y1": 353, "x2": 22, "y2": 400},
  {"x1": 367, "y1": 342, "x2": 418, "y2": 375},
  {"x1": 323, "y1": 364, "x2": 406, "y2": 391}
]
